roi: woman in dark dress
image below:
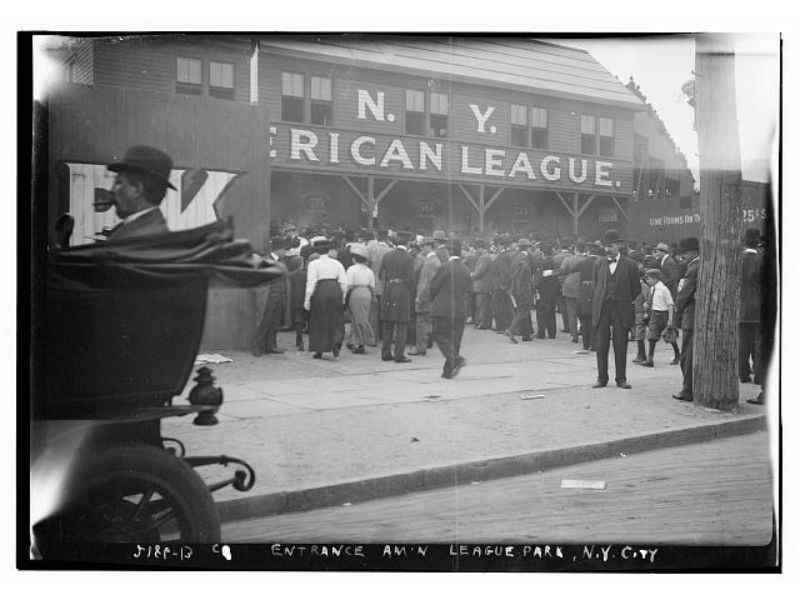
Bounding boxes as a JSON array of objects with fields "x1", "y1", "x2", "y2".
[{"x1": 303, "y1": 239, "x2": 348, "y2": 359}]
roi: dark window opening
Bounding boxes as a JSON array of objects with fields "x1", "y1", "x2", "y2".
[
  {"x1": 531, "y1": 127, "x2": 548, "y2": 149},
  {"x1": 510, "y1": 125, "x2": 529, "y2": 147},
  {"x1": 310, "y1": 102, "x2": 332, "y2": 126},
  {"x1": 430, "y1": 114, "x2": 448, "y2": 138},
  {"x1": 405, "y1": 111, "x2": 425, "y2": 135},
  {"x1": 281, "y1": 96, "x2": 305, "y2": 123},
  {"x1": 581, "y1": 134, "x2": 596, "y2": 155}
]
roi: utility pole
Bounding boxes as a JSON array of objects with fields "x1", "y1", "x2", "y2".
[{"x1": 692, "y1": 34, "x2": 744, "y2": 410}]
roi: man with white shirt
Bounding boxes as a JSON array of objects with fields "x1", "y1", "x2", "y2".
[{"x1": 105, "y1": 145, "x2": 173, "y2": 241}]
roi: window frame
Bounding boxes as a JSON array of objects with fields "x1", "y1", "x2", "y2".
[
  {"x1": 597, "y1": 116, "x2": 615, "y2": 157},
  {"x1": 509, "y1": 103, "x2": 530, "y2": 148},
  {"x1": 580, "y1": 114, "x2": 597, "y2": 155},
  {"x1": 404, "y1": 88, "x2": 427, "y2": 136},
  {"x1": 530, "y1": 106, "x2": 548, "y2": 150},
  {"x1": 309, "y1": 74, "x2": 333, "y2": 126},
  {"x1": 175, "y1": 55, "x2": 204, "y2": 95},
  {"x1": 209, "y1": 60, "x2": 235, "y2": 100},
  {"x1": 279, "y1": 71, "x2": 335, "y2": 125}
]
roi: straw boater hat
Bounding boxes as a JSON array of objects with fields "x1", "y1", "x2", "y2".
[
  {"x1": 655, "y1": 242, "x2": 671, "y2": 253},
  {"x1": 350, "y1": 243, "x2": 368, "y2": 259},
  {"x1": 517, "y1": 238, "x2": 532, "y2": 248},
  {"x1": 311, "y1": 236, "x2": 331, "y2": 252},
  {"x1": 433, "y1": 229, "x2": 448, "y2": 242},
  {"x1": 108, "y1": 145, "x2": 177, "y2": 190}
]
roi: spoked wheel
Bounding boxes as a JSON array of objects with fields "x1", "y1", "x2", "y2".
[{"x1": 37, "y1": 444, "x2": 220, "y2": 547}]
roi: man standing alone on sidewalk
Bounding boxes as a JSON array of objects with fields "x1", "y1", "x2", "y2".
[
  {"x1": 591, "y1": 230, "x2": 641, "y2": 389},
  {"x1": 672, "y1": 237, "x2": 700, "y2": 402},
  {"x1": 429, "y1": 243, "x2": 472, "y2": 379}
]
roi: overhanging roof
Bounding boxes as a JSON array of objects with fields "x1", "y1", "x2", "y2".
[{"x1": 258, "y1": 35, "x2": 646, "y2": 111}]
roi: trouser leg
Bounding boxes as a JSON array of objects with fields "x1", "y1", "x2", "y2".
[
  {"x1": 453, "y1": 316, "x2": 466, "y2": 359},
  {"x1": 432, "y1": 316, "x2": 455, "y2": 373},
  {"x1": 611, "y1": 310, "x2": 629, "y2": 382},
  {"x1": 595, "y1": 307, "x2": 611, "y2": 383},
  {"x1": 394, "y1": 322, "x2": 408, "y2": 360},
  {"x1": 681, "y1": 328, "x2": 694, "y2": 396},
  {"x1": 579, "y1": 312, "x2": 593, "y2": 349},
  {"x1": 381, "y1": 322, "x2": 394, "y2": 358},
  {"x1": 566, "y1": 298, "x2": 578, "y2": 339}
]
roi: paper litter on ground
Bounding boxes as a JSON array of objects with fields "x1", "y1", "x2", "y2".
[
  {"x1": 194, "y1": 353, "x2": 233, "y2": 365},
  {"x1": 561, "y1": 479, "x2": 607, "y2": 490}
]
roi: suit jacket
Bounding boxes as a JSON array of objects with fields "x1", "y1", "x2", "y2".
[
  {"x1": 416, "y1": 253, "x2": 442, "y2": 312},
  {"x1": 560, "y1": 254, "x2": 585, "y2": 299},
  {"x1": 675, "y1": 256, "x2": 700, "y2": 330},
  {"x1": 379, "y1": 248, "x2": 415, "y2": 322},
  {"x1": 366, "y1": 241, "x2": 391, "y2": 296},
  {"x1": 492, "y1": 250, "x2": 513, "y2": 292},
  {"x1": 591, "y1": 255, "x2": 641, "y2": 328},
  {"x1": 659, "y1": 254, "x2": 681, "y2": 298},
  {"x1": 740, "y1": 249, "x2": 763, "y2": 323},
  {"x1": 106, "y1": 208, "x2": 168, "y2": 241},
  {"x1": 429, "y1": 258, "x2": 473, "y2": 319},
  {"x1": 471, "y1": 252, "x2": 494, "y2": 294}
]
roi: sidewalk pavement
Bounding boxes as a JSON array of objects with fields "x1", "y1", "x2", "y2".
[{"x1": 162, "y1": 326, "x2": 768, "y2": 522}]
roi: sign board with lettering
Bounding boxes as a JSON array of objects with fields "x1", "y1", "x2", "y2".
[{"x1": 268, "y1": 89, "x2": 633, "y2": 195}]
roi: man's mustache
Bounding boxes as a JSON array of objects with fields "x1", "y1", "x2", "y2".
[{"x1": 93, "y1": 187, "x2": 115, "y2": 212}]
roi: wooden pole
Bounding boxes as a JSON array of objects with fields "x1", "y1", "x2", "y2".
[{"x1": 693, "y1": 34, "x2": 744, "y2": 410}]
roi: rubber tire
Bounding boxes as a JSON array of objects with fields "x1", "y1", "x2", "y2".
[{"x1": 54, "y1": 444, "x2": 220, "y2": 543}]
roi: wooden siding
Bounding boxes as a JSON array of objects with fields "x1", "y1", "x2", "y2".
[
  {"x1": 259, "y1": 54, "x2": 636, "y2": 166},
  {"x1": 92, "y1": 35, "x2": 251, "y2": 103}
]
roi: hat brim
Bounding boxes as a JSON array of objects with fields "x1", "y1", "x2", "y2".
[{"x1": 108, "y1": 162, "x2": 177, "y2": 190}]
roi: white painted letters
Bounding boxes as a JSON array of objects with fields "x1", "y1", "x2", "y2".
[
  {"x1": 460, "y1": 146, "x2": 482, "y2": 175},
  {"x1": 290, "y1": 129, "x2": 320, "y2": 162},
  {"x1": 595, "y1": 161, "x2": 613, "y2": 186},
  {"x1": 329, "y1": 132, "x2": 340, "y2": 164},
  {"x1": 484, "y1": 148, "x2": 506, "y2": 177},
  {"x1": 469, "y1": 104, "x2": 496, "y2": 133},
  {"x1": 380, "y1": 139, "x2": 414, "y2": 169},
  {"x1": 357, "y1": 89, "x2": 385, "y2": 122},
  {"x1": 508, "y1": 151, "x2": 536, "y2": 180},
  {"x1": 419, "y1": 142, "x2": 443, "y2": 172},
  {"x1": 568, "y1": 157, "x2": 588, "y2": 183},
  {"x1": 351, "y1": 136, "x2": 376, "y2": 166},
  {"x1": 541, "y1": 155, "x2": 561, "y2": 181}
]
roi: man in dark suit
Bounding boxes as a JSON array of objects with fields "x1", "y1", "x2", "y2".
[
  {"x1": 429, "y1": 242, "x2": 472, "y2": 379},
  {"x1": 739, "y1": 228, "x2": 764, "y2": 384},
  {"x1": 654, "y1": 242, "x2": 681, "y2": 299},
  {"x1": 470, "y1": 241, "x2": 494, "y2": 330},
  {"x1": 105, "y1": 145, "x2": 174, "y2": 241},
  {"x1": 379, "y1": 241, "x2": 416, "y2": 363},
  {"x1": 591, "y1": 230, "x2": 641, "y2": 389},
  {"x1": 672, "y1": 237, "x2": 700, "y2": 402},
  {"x1": 505, "y1": 239, "x2": 534, "y2": 343}
]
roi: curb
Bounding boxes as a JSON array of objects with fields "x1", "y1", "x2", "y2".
[{"x1": 216, "y1": 414, "x2": 766, "y2": 523}]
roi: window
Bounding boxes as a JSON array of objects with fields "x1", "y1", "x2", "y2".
[
  {"x1": 281, "y1": 72, "x2": 305, "y2": 123},
  {"x1": 405, "y1": 89, "x2": 426, "y2": 135},
  {"x1": 429, "y1": 92, "x2": 448, "y2": 138},
  {"x1": 598, "y1": 117, "x2": 614, "y2": 156},
  {"x1": 580, "y1": 114, "x2": 596, "y2": 154},
  {"x1": 209, "y1": 61, "x2": 234, "y2": 99},
  {"x1": 176, "y1": 56, "x2": 202, "y2": 94},
  {"x1": 310, "y1": 76, "x2": 332, "y2": 126},
  {"x1": 510, "y1": 104, "x2": 528, "y2": 147},
  {"x1": 531, "y1": 107, "x2": 548, "y2": 149}
]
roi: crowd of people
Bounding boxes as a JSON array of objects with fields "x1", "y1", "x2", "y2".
[{"x1": 250, "y1": 222, "x2": 772, "y2": 399}]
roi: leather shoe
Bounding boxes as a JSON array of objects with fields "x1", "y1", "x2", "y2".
[
  {"x1": 441, "y1": 370, "x2": 454, "y2": 379},
  {"x1": 381, "y1": 355, "x2": 393, "y2": 362},
  {"x1": 395, "y1": 357, "x2": 412, "y2": 363},
  {"x1": 521, "y1": 336, "x2": 533, "y2": 342},
  {"x1": 672, "y1": 391, "x2": 692, "y2": 401},
  {"x1": 505, "y1": 330, "x2": 518, "y2": 344},
  {"x1": 408, "y1": 350, "x2": 426, "y2": 356},
  {"x1": 616, "y1": 380, "x2": 632, "y2": 389},
  {"x1": 641, "y1": 360, "x2": 654, "y2": 367},
  {"x1": 353, "y1": 346, "x2": 366, "y2": 355},
  {"x1": 747, "y1": 394, "x2": 765, "y2": 405},
  {"x1": 592, "y1": 381, "x2": 607, "y2": 388},
  {"x1": 312, "y1": 352, "x2": 322, "y2": 359}
]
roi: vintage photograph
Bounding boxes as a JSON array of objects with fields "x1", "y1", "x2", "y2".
[{"x1": 23, "y1": 31, "x2": 780, "y2": 570}]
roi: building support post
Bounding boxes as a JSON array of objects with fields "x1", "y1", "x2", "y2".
[{"x1": 457, "y1": 184, "x2": 505, "y2": 234}]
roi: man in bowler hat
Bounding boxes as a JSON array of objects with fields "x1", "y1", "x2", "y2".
[
  {"x1": 591, "y1": 230, "x2": 641, "y2": 388},
  {"x1": 673, "y1": 237, "x2": 700, "y2": 402},
  {"x1": 105, "y1": 145, "x2": 175, "y2": 240}
]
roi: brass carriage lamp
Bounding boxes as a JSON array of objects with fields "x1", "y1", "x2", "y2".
[{"x1": 188, "y1": 366, "x2": 224, "y2": 426}]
